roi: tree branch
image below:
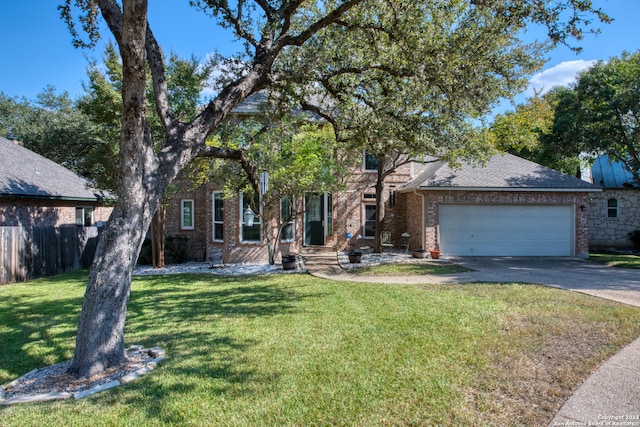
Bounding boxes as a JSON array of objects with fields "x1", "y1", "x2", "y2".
[
  {"x1": 145, "y1": 25, "x2": 179, "y2": 136},
  {"x1": 279, "y1": 0, "x2": 364, "y2": 47},
  {"x1": 199, "y1": 145, "x2": 259, "y2": 193}
]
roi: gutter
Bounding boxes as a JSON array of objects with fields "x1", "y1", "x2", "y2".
[
  {"x1": 409, "y1": 186, "x2": 602, "y2": 193},
  {"x1": 0, "y1": 193, "x2": 106, "y2": 203}
]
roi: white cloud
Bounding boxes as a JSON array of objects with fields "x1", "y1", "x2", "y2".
[{"x1": 528, "y1": 59, "x2": 597, "y2": 95}]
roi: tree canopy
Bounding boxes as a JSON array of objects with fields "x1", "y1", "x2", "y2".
[
  {"x1": 490, "y1": 50, "x2": 640, "y2": 184},
  {"x1": 557, "y1": 50, "x2": 640, "y2": 186},
  {"x1": 54, "y1": 0, "x2": 609, "y2": 378}
]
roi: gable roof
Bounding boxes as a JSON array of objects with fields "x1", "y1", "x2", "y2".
[
  {"x1": 591, "y1": 155, "x2": 638, "y2": 189},
  {"x1": 0, "y1": 136, "x2": 106, "y2": 202},
  {"x1": 402, "y1": 153, "x2": 600, "y2": 192}
]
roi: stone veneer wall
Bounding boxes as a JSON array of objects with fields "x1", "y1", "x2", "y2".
[
  {"x1": 402, "y1": 190, "x2": 592, "y2": 257},
  {"x1": 589, "y1": 189, "x2": 640, "y2": 248}
]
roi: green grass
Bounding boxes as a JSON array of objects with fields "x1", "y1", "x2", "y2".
[
  {"x1": 589, "y1": 252, "x2": 640, "y2": 269},
  {"x1": 349, "y1": 261, "x2": 472, "y2": 276},
  {"x1": 1, "y1": 271, "x2": 640, "y2": 426}
]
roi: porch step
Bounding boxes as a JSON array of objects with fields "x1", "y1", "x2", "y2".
[{"x1": 300, "y1": 250, "x2": 345, "y2": 278}]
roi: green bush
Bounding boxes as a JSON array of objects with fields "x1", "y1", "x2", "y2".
[{"x1": 165, "y1": 234, "x2": 188, "y2": 263}]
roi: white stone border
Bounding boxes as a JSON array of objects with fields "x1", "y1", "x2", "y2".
[{"x1": 0, "y1": 346, "x2": 166, "y2": 406}]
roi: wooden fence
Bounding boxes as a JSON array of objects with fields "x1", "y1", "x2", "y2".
[{"x1": 0, "y1": 226, "x2": 102, "y2": 285}]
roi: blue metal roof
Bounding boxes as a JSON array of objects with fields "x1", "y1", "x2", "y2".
[{"x1": 591, "y1": 155, "x2": 637, "y2": 189}]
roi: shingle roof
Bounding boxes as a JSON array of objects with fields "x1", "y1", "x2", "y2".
[
  {"x1": 0, "y1": 136, "x2": 106, "y2": 201},
  {"x1": 591, "y1": 155, "x2": 638, "y2": 189},
  {"x1": 230, "y1": 91, "x2": 325, "y2": 121},
  {"x1": 402, "y1": 153, "x2": 600, "y2": 192}
]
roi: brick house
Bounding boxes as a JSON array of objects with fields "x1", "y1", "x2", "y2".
[
  {"x1": 165, "y1": 151, "x2": 600, "y2": 263},
  {"x1": 0, "y1": 136, "x2": 112, "y2": 227},
  {"x1": 587, "y1": 155, "x2": 640, "y2": 249}
]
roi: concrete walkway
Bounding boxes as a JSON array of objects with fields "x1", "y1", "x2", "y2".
[{"x1": 302, "y1": 252, "x2": 640, "y2": 425}]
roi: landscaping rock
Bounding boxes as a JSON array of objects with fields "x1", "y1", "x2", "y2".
[{"x1": 148, "y1": 347, "x2": 166, "y2": 358}]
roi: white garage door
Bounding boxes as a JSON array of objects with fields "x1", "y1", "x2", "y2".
[{"x1": 439, "y1": 204, "x2": 573, "y2": 256}]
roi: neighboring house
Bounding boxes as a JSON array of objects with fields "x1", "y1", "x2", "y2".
[
  {"x1": 587, "y1": 155, "x2": 640, "y2": 249},
  {"x1": 0, "y1": 136, "x2": 112, "y2": 227},
  {"x1": 166, "y1": 150, "x2": 600, "y2": 263}
]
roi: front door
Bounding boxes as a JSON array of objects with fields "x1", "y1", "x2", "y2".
[{"x1": 305, "y1": 193, "x2": 325, "y2": 245}]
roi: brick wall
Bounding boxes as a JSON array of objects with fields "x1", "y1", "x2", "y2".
[
  {"x1": 164, "y1": 175, "x2": 208, "y2": 261},
  {"x1": 166, "y1": 157, "x2": 420, "y2": 262},
  {"x1": 402, "y1": 190, "x2": 592, "y2": 257},
  {"x1": 589, "y1": 189, "x2": 640, "y2": 248},
  {"x1": 0, "y1": 199, "x2": 112, "y2": 227},
  {"x1": 337, "y1": 160, "x2": 415, "y2": 250}
]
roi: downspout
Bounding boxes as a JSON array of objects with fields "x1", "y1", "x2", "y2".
[{"x1": 413, "y1": 189, "x2": 426, "y2": 250}]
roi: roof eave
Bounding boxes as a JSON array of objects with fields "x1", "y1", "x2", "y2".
[
  {"x1": 0, "y1": 193, "x2": 106, "y2": 202},
  {"x1": 400, "y1": 186, "x2": 602, "y2": 193}
]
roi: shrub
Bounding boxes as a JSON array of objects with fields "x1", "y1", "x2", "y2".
[{"x1": 165, "y1": 235, "x2": 188, "y2": 263}]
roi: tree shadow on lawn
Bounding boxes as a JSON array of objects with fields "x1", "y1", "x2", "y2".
[
  {"x1": 1, "y1": 273, "x2": 319, "y2": 393},
  {"x1": 94, "y1": 274, "x2": 319, "y2": 423},
  {"x1": 0, "y1": 275, "x2": 87, "y2": 383}
]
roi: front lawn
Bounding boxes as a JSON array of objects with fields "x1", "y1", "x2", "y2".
[
  {"x1": 589, "y1": 252, "x2": 640, "y2": 269},
  {"x1": 348, "y1": 261, "x2": 472, "y2": 276},
  {"x1": 1, "y1": 271, "x2": 640, "y2": 426}
]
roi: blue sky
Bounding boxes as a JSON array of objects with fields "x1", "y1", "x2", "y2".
[{"x1": 1, "y1": 0, "x2": 638, "y2": 110}]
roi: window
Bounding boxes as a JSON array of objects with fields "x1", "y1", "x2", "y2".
[
  {"x1": 280, "y1": 197, "x2": 295, "y2": 242},
  {"x1": 240, "y1": 193, "x2": 261, "y2": 242},
  {"x1": 364, "y1": 204, "x2": 376, "y2": 238},
  {"x1": 181, "y1": 199, "x2": 195, "y2": 230},
  {"x1": 607, "y1": 198, "x2": 619, "y2": 218},
  {"x1": 75, "y1": 207, "x2": 94, "y2": 226},
  {"x1": 213, "y1": 192, "x2": 224, "y2": 241},
  {"x1": 364, "y1": 151, "x2": 378, "y2": 171},
  {"x1": 389, "y1": 190, "x2": 397, "y2": 208}
]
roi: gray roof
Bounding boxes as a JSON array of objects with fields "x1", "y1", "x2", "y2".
[
  {"x1": 591, "y1": 155, "x2": 637, "y2": 189},
  {"x1": 402, "y1": 153, "x2": 600, "y2": 192},
  {"x1": 231, "y1": 91, "x2": 325, "y2": 121},
  {"x1": 0, "y1": 136, "x2": 106, "y2": 201}
]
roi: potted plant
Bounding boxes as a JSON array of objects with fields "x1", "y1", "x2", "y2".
[
  {"x1": 348, "y1": 251, "x2": 363, "y2": 263},
  {"x1": 282, "y1": 254, "x2": 297, "y2": 270},
  {"x1": 430, "y1": 229, "x2": 441, "y2": 259},
  {"x1": 412, "y1": 249, "x2": 429, "y2": 259}
]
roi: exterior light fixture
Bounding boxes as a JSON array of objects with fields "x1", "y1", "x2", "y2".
[{"x1": 244, "y1": 206, "x2": 255, "y2": 227}]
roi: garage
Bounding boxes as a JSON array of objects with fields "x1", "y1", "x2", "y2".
[{"x1": 438, "y1": 204, "x2": 574, "y2": 256}]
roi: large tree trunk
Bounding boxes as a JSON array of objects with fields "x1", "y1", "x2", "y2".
[
  {"x1": 69, "y1": 0, "x2": 152, "y2": 378},
  {"x1": 68, "y1": 203, "x2": 155, "y2": 377},
  {"x1": 66, "y1": 0, "x2": 286, "y2": 378}
]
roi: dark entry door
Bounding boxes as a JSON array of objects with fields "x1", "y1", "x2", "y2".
[{"x1": 305, "y1": 193, "x2": 324, "y2": 246}]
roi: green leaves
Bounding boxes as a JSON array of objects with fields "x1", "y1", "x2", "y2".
[{"x1": 557, "y1": 50, "x2": 640, "y2": 185}]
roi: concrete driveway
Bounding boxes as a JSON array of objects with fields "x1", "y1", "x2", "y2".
[{"x1": 444, "y1": 257, "x2": 640, "y2": 307}]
